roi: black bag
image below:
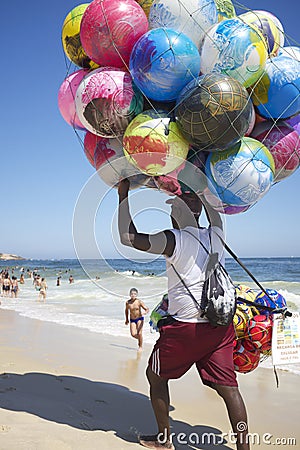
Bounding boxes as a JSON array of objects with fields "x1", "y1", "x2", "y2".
[
  {"x1": 171, "y1": 229, "x2": 236, "y2": 327},
  {"x1": 200, "y1": 252, "x2": 237, "y2": 326}
]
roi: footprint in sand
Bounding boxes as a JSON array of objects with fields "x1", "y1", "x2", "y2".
[
  {"x1": 64, "y1": 387, "x2": 75, "y2": 393},
  {"x1": 80, "y1": 409, "x2": 93, "y2": 417},
  {"x1": 0, "y1": 387, "x2": 16, "y2": 393},
  {"x1": 0, "y1": 425, "x2": 11, "y2": 433}
]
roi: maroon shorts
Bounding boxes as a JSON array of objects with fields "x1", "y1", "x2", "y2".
[{"x1": 148, "y1": 320, "x2": 237, "y2": 387}]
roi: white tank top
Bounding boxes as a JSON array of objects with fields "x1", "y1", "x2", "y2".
[{"x1": 165, "y1": 226, "x2": 225, "y2": 323}]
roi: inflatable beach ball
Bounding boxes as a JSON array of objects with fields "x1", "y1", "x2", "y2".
[
  {"x1": 255, "y1": 289, "x2": 287, "y2": 314},
  {"x1": 215, "y1": 0, "x2": 236, "y2": 21},
  {"x1": 238, "y1": 10, "x2": 284, "y2": 57},
  {"x1": 205, "y1": 137, "x2": 275, "y2": 206},
  {"x1": 58, "y1": 69, "x2": 89, "y2": 130},
  {"x1": 148, "y1": 0, "x2": 218, "y2": 49},
  {"x1": 75, "y1": 68, "x2": 144, "y2": 138},
  {"x1": 123, "y1": 110, "x2": 190, "y2": 176},
  {"x1": 80, "y1": 0, "x2": 148, "y2": 68},
  {"x1": 129, "y1": 28, "x2": 200, "y2": 102},
  {"x1": 246, "y1": 314, "x2": 273, "y2": 352},
  {"x1": 83, "y1": 131, "x2": 98, "y2": 167},
  {"x1": 154, "y1": 147, "x2": 207, "y2": 196},
  {"x1": 251, "y1": 121, "x2": 300, "y2": 182},
  {"x1": 61, "y1": 4, "x2": 98, "y2": 69},
  {"x1": 149, "y1": 294, "x2": 169, "y2": 332},
  {"x1": 252, "y1": 55, "x2": 300, "y2": 120},
  {"x1": 136, "y1": 0, "x2": 154, "y2": 16},
  {"x1": 286, "y1": 113, "x2": 300, "y2": 136},
  {"x1": 233, "y1": 304, "x2": 254, "y2": 338},
  {"x1": 92, "y1": 135, "x2": 150, "y2": 189},
  {"x1": 200, "y1": 18, "x2": 267, "y2": 88},
  {"x1": 236, "y1": 285, "x2": 259, "y2": 314},
  {"x1": 233, "y1": 339, "x2": 261, "y2": 373},
  {"x1": 201, "y1": 187, "x2": 252, "y2": 215},
  {"x1": 175, "y1": 73, "x2": 253, "y2": 150}
]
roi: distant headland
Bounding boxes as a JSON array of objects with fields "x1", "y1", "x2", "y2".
[{"x1": 0, "y1": 253, "x2": 25, "y2": 261}]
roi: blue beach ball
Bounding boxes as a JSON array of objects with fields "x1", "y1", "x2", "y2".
[
  {"x1": 148, "y1": 0, "x2": 218, "y2": 49},
  {"x1": 129, "y1": 27, "x2": 201, "y2": 102},
  {"x1": 252, "y1": 55, "x2": 300, "y2": 120},
  {"x1": 205, "y1": 137, "x2": 275, "y2": 206},
  {"x1": 255, "y1": 289, "x2": 287, "y2": 314}
]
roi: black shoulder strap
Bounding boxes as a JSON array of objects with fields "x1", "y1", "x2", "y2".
[{"x1": 183, "y1": 229, "x2": 291, "y2": 316}]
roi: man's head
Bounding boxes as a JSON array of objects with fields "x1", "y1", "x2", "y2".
[{"x1": 166, "y1": 192, "x2": 203, "y2": 229}]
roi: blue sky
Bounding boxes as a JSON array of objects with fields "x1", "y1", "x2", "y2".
[{"x1": 1, "y1": 0, "x2": 299, "y2": 259}]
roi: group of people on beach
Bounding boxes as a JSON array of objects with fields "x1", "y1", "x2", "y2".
[
  {"x1": 0, "y1": 267, "x2": 76, "y2": 303},
  {"x1": 0, "y1": 270, "x2": 20, "y2": 298}
]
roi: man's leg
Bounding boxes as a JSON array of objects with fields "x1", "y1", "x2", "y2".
[
  {"x1": 212, "y1": 383, "x2": 250, "y2": 450},
  {"x1": 139, "y1": 366, "x2": 173, "y2": 448}
]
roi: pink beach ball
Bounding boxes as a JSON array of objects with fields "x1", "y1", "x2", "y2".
[
  {"x1": 58, "y1": 69, "x2": 89, "y2": 130},
  {"x1": 75, "y1": 67, "x2": 144, "y2": 138},
  {"x1": 93, "y1": 136, "x2": 150, "y2": 189},
  {"x1": 80, "y1": 0, "x2": 148, "y2": 68},
  {"x1": 251, "y1": 121, "x2": 300, "y2": 182}
]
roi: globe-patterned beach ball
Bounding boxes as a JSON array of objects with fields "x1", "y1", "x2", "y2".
[
  {"x1": 175, "y1": 73, "x2": 253, "y2": 150},
  {"x1": 75, "y1": 68, "x2": 144, "y2": 138},
  {"x1": 123, "y1": 110, "x2": 189, "y2": 176},
  {"x1": 58, "y1": 69, "x2": 89, "y2": 130},
  {"x1": 80, "y1": 0, "x2": 148, "y2": 68},
  {"x1": 255, "y1": 289, "x2": 287, "y2": 314},
  {"x1": 148, "y1": 0, "x2": 218, "y2": 48},
  {"x1": 215, "y1": 0, "x2": 236, "y2": 22},
  {"x1": 201, "y1": 186, "x2": 252, "y2": 215},
  {"x1": 233, "y1": 339, "x2": 261, "y2": 373},
  {"x1": 233, "y1": 303, "x2": 254, "y2": 338},
  {"x1": 238, "y1": 10, "x2": 283, "y2": 57},
  {"x1": 246, "y1": 314, "x2": 273, "y2": 352},
  {"x1": 154, "y1": 148, "x2": 207, "y2": 196},
  {"x1": 129, "y1": 28, "x2": 200, "y2": 102},
  {"x1": 200, "y1": 18, "x2": 267, "y2": 88},
  {"x1": 92, "y1": 134, "x2": 150, "y2": 189},
  {"x1": 251, "y1": 121, "x2": 300, "y2": 182},
  {"x1": 61, "y1": 4, "x2": 98, "y2": 69},
  {"x1": 252, "y1": 55, "x2": 300, "y2": 120},
  {"x1": 205, "y1": 137, "x2": 275, "y2": 206}
]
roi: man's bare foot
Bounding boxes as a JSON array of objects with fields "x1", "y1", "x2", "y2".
[
  {"x1": 139, "y1": 435, "x2": 174, "y2": 449},
  {"x1": 138, "y1": 346, "x2": 143, "y2": 353}
]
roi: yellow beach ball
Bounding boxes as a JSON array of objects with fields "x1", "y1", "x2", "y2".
[
  {"x1": 62, "y1": 4, "x2": 98, "y2": 69},
  {"x1": 123, "y1": 110, "x2": 189, "y2": 176}
]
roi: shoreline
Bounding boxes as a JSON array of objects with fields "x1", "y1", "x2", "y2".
[{"x1": 0, "y1": 309, "x2": 299, "y2": 449}]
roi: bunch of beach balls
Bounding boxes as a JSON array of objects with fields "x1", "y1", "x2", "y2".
[
  {"x1": 233, "y1": 285, "x2": 287, "y2": 373},
  {"x1": 58, "y1": 0, "x2": 300, "y2": 214}
]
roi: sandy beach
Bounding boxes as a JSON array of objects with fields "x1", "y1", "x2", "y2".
[{"x1": 0, "y1": 309, "x2": 299, "y2": 450}]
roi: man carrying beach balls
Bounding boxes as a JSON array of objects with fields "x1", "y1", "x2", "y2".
[{"x1": 118, "y1": 178, "x2": 249, "y2": 450}]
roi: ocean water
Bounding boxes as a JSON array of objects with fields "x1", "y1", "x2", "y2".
[{"x1": 1, "y1": 257, "x2": 300, "y2": 375}]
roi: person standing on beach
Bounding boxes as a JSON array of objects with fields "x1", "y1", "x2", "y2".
[
  {"x1": 38, "y1": 278, "x2": 47, "y2": 302},
  {"x1": 11, "y1": 276, "x2": 19, "y2": 298},
  {"x1": 118, "y1": 178, "x2": 249, "y2": 450},
  {"x1": 125, "y1": 288, "x2": 149, "y2": 352},
  {"x1": 69, "y1": 275, "x2": 74, "y2": 284}
]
